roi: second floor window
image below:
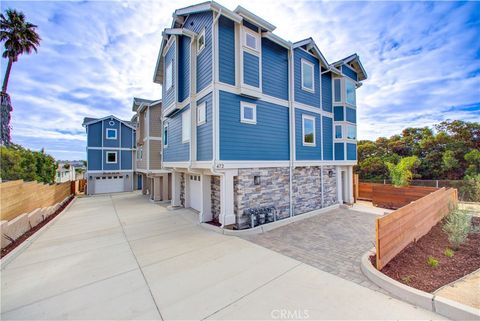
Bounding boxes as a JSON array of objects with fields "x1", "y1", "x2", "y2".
[
  {"x1": 302, "y1": 115, "x2": 315, "y2": 146},
  {"x1": 182, "y1": 110, "x2": 191, "y2": 143},
  {"x1": 106, "y1": 128, "x2": 117, "y2": 140},
  {"x1": 163, "y1": 124, "x2": 168, "y2": 147},
  {"x1": 301, "y1": 59, "x2": 314, "y2": 92},
  {"x1": 197, "y1": 29, "x2": 205, "y2": 54},
  {"x1": 136, "y1": 148, "x2": 142, "y2": 160},
  {"x1": 346, "y1": 79, "x2": 356, "y2": 106},
  {"x1": 106, "y1": 151, "x2": 117, "y2": 164},
  {"x1": 197, "y1": 102, "x2": 206, "y2": 125},
  {"x1": 240, "y1": 102, "x2": 256, "y2": 124},
  {"x1": 347, "y1": 125, "x2": 356, "y2": 140},
  {"x1": 334, "y1": 79, "x2": 342, "y2": 102},
  {"x1": 335, "y1": 125, "x2": 343, "y2": 139},
  {"x1": 165, "y1": 60, "x2": 173, "y2": 91},
  {"x1": 245, "y1": 31, "x2": 258, "y2": 51}
]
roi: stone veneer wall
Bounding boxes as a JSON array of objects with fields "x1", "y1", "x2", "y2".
[
  {"x1": 180, "y1": 173, "x2": 185, "y2": 207},
  {"x1": 292, "y1": 166, "x2": 322, "y2": 215},
  {"x1": 234, "y1": 167, "x2": 290, "y2": 229},
  {"x1": 211, "y1": 176, "x2": 221, "y2": 221},
  {"x1": 322, "y1": 166, "x2": 337, "y2": 207}
]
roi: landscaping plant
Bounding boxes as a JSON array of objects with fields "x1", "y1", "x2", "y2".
[
  {"x1": 442, "y1": 207, "x2": 472, "y2": 250},
  {"x1": 385, "y1": 156, "x2": 420, "y2": 187},
  {"x1": 426, "y1": 256, "x2": 439, "y2": 268},
  {"x1": 444, "y1": 247, "x2": 454, "y2": 258}
]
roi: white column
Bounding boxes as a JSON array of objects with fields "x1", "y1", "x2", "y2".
[
  {"x1": 184, "y1": 174, "x2": 191, "y2": 208},
  {"x1": 162, "y1": 174, "x2": 169, "y2": 200},
  {"x1": 347, "y1": 166, "x2": 354, "y2": 204},
  {"x1": 220, "y1": 170, "x2": 236, "y2": 226},
  {"x1": 201, "y1": 174, "x2": 212, "y2": 223},
  {"x1": 336, "y1": 166, "x2": 343, "y2": 204},
  {"x1": 171, "y1": 171, "x2": 182, "y2": 207}
]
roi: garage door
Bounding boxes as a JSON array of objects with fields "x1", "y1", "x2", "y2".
[
  {"x1": 189, "y1": 175, "x2": 202, "y2": 211},
  {"x1": 94, "y1": 175, "x2": 125, "y2": 194}
]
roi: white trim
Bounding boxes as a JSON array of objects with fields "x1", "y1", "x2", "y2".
[
  {"x1": 197, "y1": 28, "x2": 206, "y2": 55},
  {"x1": 87, "y1": 147, "x2": 136, "y2": 151},
  {"x1": 234, "y1": 6, "x2": 276, "y2": 32},
  {"x1": 240, "y1": 102, "x2": 257, "y2": 124},
  {"x1": 163, "y1": 159, "x2": 357, "y2": 169},
  {"x1": 106, "y1": 151, "x2": 118, "y2": 164},
  {"x1": 83, "y1": 115, "x2": 135, "y2": 130},
  {"x1": 215, "y1": 82, "x2": 288, "y2": 107},
  {"x1": 106, "y1": 128, "x2": 117, "y2": 140},
  {"x1": 262, "y1": 31, "x2": 291, "y2": 49},
  {"x1": 301, "y1": 114, "x2": 316, "y2": 146},
  {"x1": 301, "y1": 58, "x2": 315, "y2": 93},
  {"x1": 87, "y1": 170, "x2": 134, "y2": 174},
  {"x1": 163, "y1": 122, "x2": 168, "y2": 148},
  {"x1": 197, "y1": 101, "x2": 206, "y2": 125},
  {"x1": 243, "y1": 27, "x2": 260, "y2": 52},
  {"x1": 165, "y1": 59, "x2": 174, "y2": 91}
]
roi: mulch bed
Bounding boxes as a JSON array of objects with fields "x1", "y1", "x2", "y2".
[
  {"x1": 0, "y1": 196, "x2": 74, "y2": 259},
  {"x1": 370, "y1": 216, "x2": 480, "y2": 293}
]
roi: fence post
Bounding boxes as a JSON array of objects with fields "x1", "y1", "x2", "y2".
[
  {"x1": 436, "y1": 180, "x2": 439, "y2": 188},
  {"x1": 383, "y1": 179, "x2": 386, "y2": 185}
]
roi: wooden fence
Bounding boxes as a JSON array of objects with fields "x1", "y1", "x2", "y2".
[
  {"x1": 375, "y1": 187, "x2": 458, "y2": 270},
  {"x1": 0, "y1": 180, "x2": 73, "y2": 221},
  {"x1": 358, "y1": 182, "x2": 438, "y2": 209}
]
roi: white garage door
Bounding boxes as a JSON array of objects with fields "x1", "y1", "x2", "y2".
[
  {"x1": 189, "y1": 175, "x2": 202, "y2": 211},
  {"x1": 94, "y1": 175, "x2": 125, "y2": 194}
]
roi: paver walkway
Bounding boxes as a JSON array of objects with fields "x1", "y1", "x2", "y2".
[
  {"x1": 1, "y1": 193, "x2": 444, "y2": 320},
  {"x1": 243, "y1": 208, "x2": 384, "y2": 291}
]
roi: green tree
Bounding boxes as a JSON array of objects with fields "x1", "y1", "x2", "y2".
[
  {"x1": 464, "y1": 149, "x2": 480, "y2": 176},
  {"x1": 442, "y1": 150, "x2": 459, "y2": 179},
  {"x1": 385, "y1": 156, "x2": 420, "y2": 187}
]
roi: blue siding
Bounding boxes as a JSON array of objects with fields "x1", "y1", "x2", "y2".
[
  {"x1": 262, "y1": 38, "x2": 288, "y2": 100},
  {"x1": 346, "y1": 107, "x2": 356, "y2": 123},
  {"x1": 87, "y1": 150, "x2": 101, "y2": 170},
  {"x1": 121, "y1": 151, "x2": 133, "y2": 170},
  {"x1": 218, "y1": 16, "x2": 235, "y2": 86},
  {"x1": 164, "y1": 106, "x2": 190, "y2": 162},
  {"x1": 322, "y1": 116, "x2": 333, "y2": 160},
  {"x1": 243, "y1": 19, "x2": 258, "y2": 32},
  {"x1": 184, "y1": 12, "x2": 213, "y2": 93},
  {"x1": 219, "y1": 91, "x2": 289, "y2": 160},
  {"x1": 243, "y1": 52, "x2": 260, "y2": 88},
  {"x1": 335, "y1": 143, "x2": 344, "y2": 160},
  {"x1": 163, "y1": 42, "x2": 176, "y2": 108},
  {"x1": 347, "y1": 143, "x2": 357, "y2": 160},
  {"x1": 342, "y1": 65, "x2": 358, "y2": 81},
  {"x1": 294, "y1": 48, "x2": 320, "y2": 108},
  {"x1": 334, "y1": 106, "x2": 344, "y2": 121},
  {"x1": 121, "y1": 124, "x2": 133, "y2": 148},
  {"x1": 322, "y1": 71, "x2": 332, "y2": 112},
  {"x1": 103, "y1": 119, "x2": 120, "y2": 148},
  {"x1": 295, "y1": 110, "x2": 321, "y2": 160},
  {"x1": 196, "y1": 92, "x2": 213, "y2": 161},
  {"x1": 103, "y1": 150, "x2": 120, "y2": 171},
  {"x1": 87, "y1": 122, "x2": 101, "y2": 147},
  {"x1": 178, "y1": 36, "x2": 190, "y2": 102}
]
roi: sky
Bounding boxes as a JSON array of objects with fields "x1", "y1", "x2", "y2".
[{"x1": 1, "y1": 0, "x2": 479, "y2": 161}]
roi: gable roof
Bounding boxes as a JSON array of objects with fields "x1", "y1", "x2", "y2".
[
  {"x1": 82, "y1": 115, "x2": 136, "y2": 130},
  {"x1": 292, "y1": 38, "x2": 329, "y2": 68},
  {"x1": 132, "y1": 97, "x2": 162, "y2": 112},
  {"x1": 332, "y1": 53, "x2": 367, "y2": 81}
]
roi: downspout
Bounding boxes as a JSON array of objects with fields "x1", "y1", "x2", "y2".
[{"x1": 288, "y1": 45, "x2": 295, "y2": 218}]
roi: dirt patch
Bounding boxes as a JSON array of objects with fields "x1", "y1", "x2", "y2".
[
  {"x1": 371, "y1": 217, "x2": 480, "y2": 293},
  {"x1": 1, "y1": 196, "x2": 74, "y2": 259}
]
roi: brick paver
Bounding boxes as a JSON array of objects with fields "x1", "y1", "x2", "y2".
[{"x1": 243, "y1": 208, "x2": 385, "y2": 292}]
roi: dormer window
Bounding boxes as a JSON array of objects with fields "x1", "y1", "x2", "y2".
[
  {"x1": 243, "y1": 28, "x2": 259, "y2": 52},
  {"x1": 301, "y1": 59, "x2": 314, "y2": 92},
  {"x1": 106, "y1": 128, "x2": 117, "y2": 140},
  {"x1": 197, "y1": 28, "x2": 205, "y2": 54}
]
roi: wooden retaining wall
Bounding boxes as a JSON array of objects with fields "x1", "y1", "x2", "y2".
[
  {"x1": 0, "y1": 180, "x2": 73, "y2": 221},
  {"x1": 375, "y1": 187, "x2": 458, "y2": 270}
]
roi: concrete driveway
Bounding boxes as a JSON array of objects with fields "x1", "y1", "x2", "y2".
[{"x1": 1, "y1": 192, "x2": 445, "y2": 320}]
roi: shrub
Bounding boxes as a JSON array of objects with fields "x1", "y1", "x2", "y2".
[
  {"x1": 444, "y1": 248, "x2": 454, "y2": 258},
  {"x1": 426, "y1": 256, "x2": 439, "y2": 268},
  {"x1": 401, "y1": 275, "x2": 413, "y2": 284},
  {"x1": 385, "y1": 156, "x2": 420, "y2": 187},
  {"x1": 460, "y1": 174, "x2": 480, "y2": 202},
  {"x1": 442, "y1": 207, "x2": 472, "y2": 250}
]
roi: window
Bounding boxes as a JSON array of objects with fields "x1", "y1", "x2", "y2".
[
  {"x1": 244, "y1": 31, "x2": 258, "y2": 51},
  {"x1": 197, "y1": 102, "x2": 206, "y2": 125},
  {"x1": 335, "y1": 125, "x2": 343, "y2": 139},
  {"x1": 240, "y1": 102, "x2": 256, "y2": 124},
  {"x1": 347, "y1": 125, "x2": 356, "y2": 140},
  {"x1": 334, "y1": 79, "x2": 342, "y2": 102},
  {"x1": 346, "y1": 79, "x2": 356, "y2": 106},
  {"x1": 136, "y1": 147, "x2": 142, "y2": 160},
  {"x1": 106, "y1": 151, "x2": 117, "y2": 164},
  {"x1": 302, "y1": 115, "x2": 316, "y2": 146},
  {"x1": 165, "y1": 60, "x2": 173, "y2": 91},
  {"x1": 163, "y1": 123, "x2": 168, "y2": 147},
  {"x1": 197, "y1": 29, "x2": 205, "y2": 54},
  {"x1": 106, "y1": 128, "x2": 117, "y2": 140},
  {"x1": 301, "y1": 59, "x2": 315, "y2": 92},
  {"x1": 182, "y1": 110, "x2": 191, "y2": 143}
]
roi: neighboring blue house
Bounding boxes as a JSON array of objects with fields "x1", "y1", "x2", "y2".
[
  {"x1": 153, "y1": 1, "x2": 367, "y2": 229},
  {"x1": 82, "y1": 116, "x2": 136, "y2": 195}
]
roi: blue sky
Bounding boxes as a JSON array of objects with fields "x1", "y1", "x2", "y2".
[{"x1": 1, "y1": 0, "x2": 479, "y2": 161}]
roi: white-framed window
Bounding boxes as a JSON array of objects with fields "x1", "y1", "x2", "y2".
[
  {"x1": 197, "y1": 102, "x2": 206, "y2": 125},
  {"x1": 335, "y1": 125, "x2": 343, "y2": 139},
  {"x1": 243, "y1": 28, "x2": 260, "y2": 51},
  {"x1": 106, "y1": 151, "x2": 117, "y2": 164},
  {"x1": 347, "y1": 125, "x2": 356, "y2": 140},
  {"x1": 302, "y1": 115, "x2": 316, "y2": 146},
  {"x1": 346, "y1": 79, "x2": 356, "y2": 106},
  {"x1": 163, "y1": 123, "x2": 168, "y2": 147},
  {"x1": 182, "y1": 109, "x2": 191, "y2": 143},
  {"x1": 165, "y1": 60, "x2": 173, "y2": 91},
  {"x1": 334, "y1": 78, "x2": 342, "y2": 102},
  {"x1": 136, "y1": 147, "x2": 143, "y2": 160},
  {"x1": 240, "y1": 102, "x2": 257, "y2": 124},
  {"x1": 301, "y1": 59, "x2": 315, "y2": 92},
  {"x1": 106, "y1": 128, "x2": 117, "y2": 140},
  {"x1": 197, "y1": 28, "x2": 205, "y2": 54}
]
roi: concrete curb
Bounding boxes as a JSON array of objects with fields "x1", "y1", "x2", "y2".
[
  {"x1": 361, "y1": 248, "x2": 480, "y2": 320},
  {"x1": 200, "y1": 204, "x2": 340, "y2": 236},
  {"x1": 1, "y1": 197, "x2": 77, "y2": 269}
]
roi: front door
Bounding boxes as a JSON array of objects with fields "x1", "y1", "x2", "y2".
[{"x1": 189, "y1": 174, "x2": 202, "y2": 211}]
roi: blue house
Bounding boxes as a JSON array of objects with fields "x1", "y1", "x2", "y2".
[
  {"x1": 82, "y1": 116, "x2": 137, "y2": 195},
  {"x1": 153, "y1": 1, "x2": 367, "y2": 229}
]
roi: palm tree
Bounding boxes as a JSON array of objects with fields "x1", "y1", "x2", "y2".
[{"x1": 1, "y1": 8, "x2": 41, "y2": 93}]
